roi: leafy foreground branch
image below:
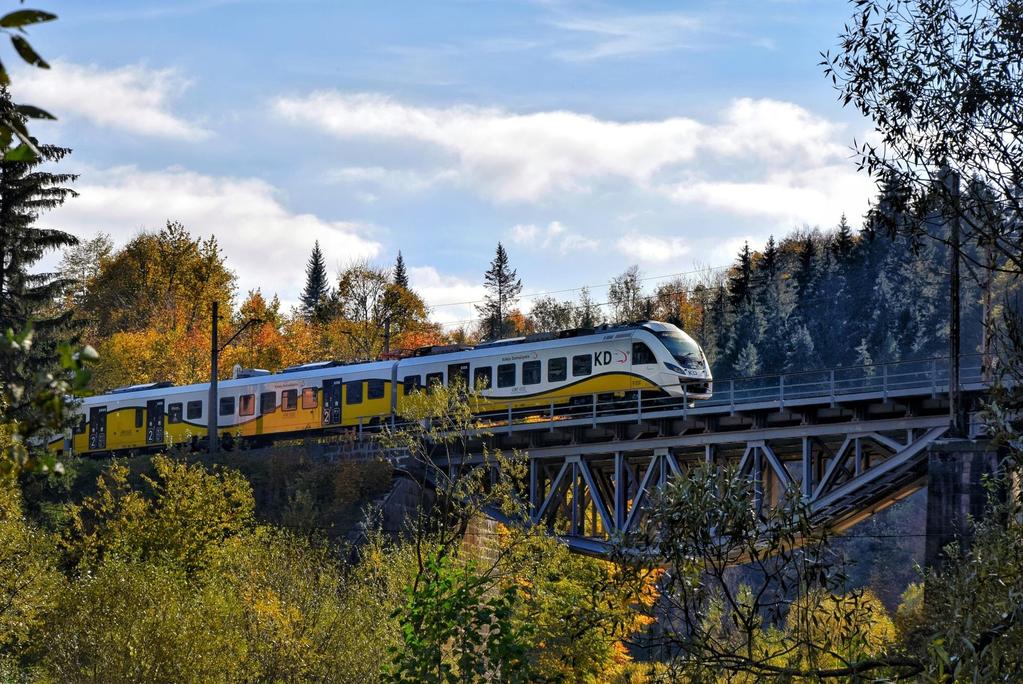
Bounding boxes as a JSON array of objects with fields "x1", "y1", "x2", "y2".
[{"x1": 629, "y1": 465, "x2": 917, "y2": 682}]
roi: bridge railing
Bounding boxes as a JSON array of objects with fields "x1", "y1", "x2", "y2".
[
  {"x1": 699, "y1": 354, "x2": 985, "y2": 409},
  {"x1": 361, "y1": 353, "x2": 989, "y2": 437}
]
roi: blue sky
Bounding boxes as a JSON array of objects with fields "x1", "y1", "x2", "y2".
[{"x1": 20, "y1": 0, "x2": 875, "y2": 326}]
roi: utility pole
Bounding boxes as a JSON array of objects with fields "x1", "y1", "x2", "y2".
[
  {"x1": 208, "y1": 301, "x2": 219, "y2": 453},
  {"x1": 945, "y1": 168, "x2": 963, "y2": 437}
]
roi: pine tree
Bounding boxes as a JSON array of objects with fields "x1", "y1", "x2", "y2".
[
  {"x1": 382, "y1": 251, "x2": 411, "y2": 354},
  {"x1": 0, "y1": 89, "x2": 78, "y2": 398},
  {"x1": 760, "y1": 236, "x2": 779, "y2": 279},
  {"x1": 301, "y1": 241, "x2": 329, "y2": 321},
  {"x1": 831, "y1": 213, "x2": 855, "y2": 264},
  {"x1": 785, "y1": 323, "x2": 816, "y2": 372},
  {"x1": 727, "y1": 242, "x2": 754, "y2": 309},
  {"x1": 734, "y1": 342, "x2": 761, "y2": 377},
  {"x1": 393, "y1": 251, "x2": 409, "y2": 289},
  {"x1": 755, "y1": 236, "x2": 789, "y2": 373},
  {"x1": 793, "y1": 234, "x2": 817, "y2": 299},
  {"x1": 476, "y1": 243, "x2": 522, "y2": 340}
]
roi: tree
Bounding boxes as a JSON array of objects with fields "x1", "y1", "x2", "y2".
[
  {"x1": 575, "y1": 286, "x2": 602, "y2": 328},
  {"x1": 824, "y1": 0, "x2": 1023, "y2": 278},
  {"x1": 59, "y1": 233, "x2": 112, "y2": 309},
  {"x1": 635, "y1": 464, "x2": 920, "y2": 680},
  {"x1": 0, "y1": 90, "x2": 78, "y2": 412},
  {"x1": 83, "y1": 221, "x2": 234, "y2": 338},
  {"x1": 476, "y1": 243, "x2": 522, "y2": 341},
  {"x1": 79, "y1": 222, "x2": 236, "y2": 389},
  {"x1": 301, "y1": 240, "x2": 329, "y2": 322},
  {"x1": 831, "y1": 214, "x2": 855, "y2": 265},
  {"x1": 393, "y1": 250, "x2": 409, "y2": 289},
  {"x1": 608, "y1": 265, "x2": 644, "y2": 323},
  {"x1": 330, "y1": 261, "x2": 431, "y2": 360},
  {"x1": 529, "y1": 296, "x2": 574, "y2": 333}
]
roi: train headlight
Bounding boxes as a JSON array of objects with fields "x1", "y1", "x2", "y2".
[{"x1": 664, "y1": 362, "x2": 684, "y2": 374}]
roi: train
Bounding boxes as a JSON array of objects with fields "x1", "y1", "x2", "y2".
[{"x1": 54, "y1": 320, "x2": 713, "y2": 457}]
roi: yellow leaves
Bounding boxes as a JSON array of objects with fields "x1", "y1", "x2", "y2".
[{"x1": 64, "y1": 456, "x2": 255, "y2": 573}]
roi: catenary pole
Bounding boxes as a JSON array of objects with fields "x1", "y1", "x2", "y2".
[
  {"x1": 208, "y1": 300, "x2": 219, "y2": 453},
  {"x1": 946, "y1": 168, "x2": 963, "y2": 437}
]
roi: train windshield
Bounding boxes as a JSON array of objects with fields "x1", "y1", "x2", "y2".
[{"x1": 656, "y1": 330, "x2": 703, "y2": 367}]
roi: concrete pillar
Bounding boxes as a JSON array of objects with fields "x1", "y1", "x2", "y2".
[{"x1": 924, "y1": 440, "x2": 1000, "y2": 570}]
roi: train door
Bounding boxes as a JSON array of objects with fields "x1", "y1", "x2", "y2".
[
  {"x1": 88, "y1": 406, "x2": 106, "y2": 450},
  {"x1": 146, "y1": 399, "x2": 165, "y2": 445},
  {"x1": 322, "y1": 378, "x2": 342, "y2": 426}
]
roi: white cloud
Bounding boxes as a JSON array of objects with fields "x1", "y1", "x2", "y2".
[
  {"x1": 273, "y1": 92, "x2": 864, "y2": 224},
  {"x1": 666, "y1": 165, "x2": 875, "y2": 228},
  {"x1": 325, "y1": 166, "x2": 459, "y2": 194},
  {"x1": 550, "y1": 12, "x2": 705, "y2": 61},
  {"x1": 50, "y1": 166, "x2": 380, "y2": 303},
  {"x1": 615, "y1": 233, "x2": 690, "y2": 264},
  {"x1": 408, "y1": 266, "x2": 488, "y2": 327},
  {"x1": 509, "y1": 220, "x2": 598, "y2": 253},
  {"x1": 14, "y1": 61, "x2": 210, "y2": 140}
]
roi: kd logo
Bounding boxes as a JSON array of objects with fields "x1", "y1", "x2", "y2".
[{"x1": 594, "y1": 351, "x2": 612, "y2": 367}]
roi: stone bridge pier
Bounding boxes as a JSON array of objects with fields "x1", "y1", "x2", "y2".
[{"x1": 924, "y1": 439, "x2": 1002, "y2": 569}]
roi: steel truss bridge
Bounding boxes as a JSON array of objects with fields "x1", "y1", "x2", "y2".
[{"x1": 433, "y1": 355, "x2": 990, "y2": 555}]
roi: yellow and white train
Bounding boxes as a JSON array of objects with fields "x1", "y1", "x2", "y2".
[{"x1": 57, "y1": 321, "x2": 712, "y2": 457}]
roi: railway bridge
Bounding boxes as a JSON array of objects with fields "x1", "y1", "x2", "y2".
[{"x1": 421, "y1": 354, "x2": 995, "y2": 563}]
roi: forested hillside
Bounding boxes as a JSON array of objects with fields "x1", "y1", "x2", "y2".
[{"x1": 55, "y1": 180, "x2": 987, "y2": 393}]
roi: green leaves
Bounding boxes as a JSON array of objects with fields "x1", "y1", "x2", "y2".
[
  {"x1": 15, "y1": 104, "x2": 56, "y2": 120},
  {"x1": 0, "y1": 7, "x2": 57, "y2": 157},
  {"x1": 10, "y1": 34, "x2": 47, "y2": 68},
  {"x1": 0, "y1": 9, "x2": 57, "y2": 28}
]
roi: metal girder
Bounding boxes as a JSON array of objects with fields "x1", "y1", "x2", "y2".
[{"x1": 512, "y1": 416, "x2": 953, "y2": 556}]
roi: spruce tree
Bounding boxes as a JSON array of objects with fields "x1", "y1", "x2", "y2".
[
  {"x1": 0, "y1": 89, "x2": 78, "y2": 397},
  {"x1": 476, "y1": 242, "x2": 522, "y2": 341},
  {"x1": 393, "y1": 251, "x2": 409, "y2": 289},
  {"x1": 301, "y1": 241, "x2": 329, "y2": 321},
  {"x1": 727, "y1": 242, "x2": 754, "y2": 309},
  {"x1": 831, "y1": 213, "x2": 855, "y2": 264}
]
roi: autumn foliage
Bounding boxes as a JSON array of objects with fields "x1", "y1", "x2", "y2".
[{"x1": 64, "y1": 222, "x2": 443, "y2": 391}]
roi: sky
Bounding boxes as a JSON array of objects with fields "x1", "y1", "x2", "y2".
[{"x1": 18, "y1": 0, "x2": 877, "y2": 328}]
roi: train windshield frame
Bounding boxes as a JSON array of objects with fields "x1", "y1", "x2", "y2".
[{"x1": 656, "y1": 331, "x2": 703, "y2": 367}]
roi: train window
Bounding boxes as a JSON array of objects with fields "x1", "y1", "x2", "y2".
[
  {"x1": 446, "y1": 363, "x2": 469, "y2": 388},
  {"x1": 346, "y1": 381, "x2": 363, "y2": 404},
  {"x1": 497, "y1": 363, "x2": 516, "y2": 388},
  {"x1": 632, "y1": 342, "x2": 656, "y2": 365},
  {"x1": 135, "y1": 407, "x2": 144, "y2": 428},
  {"x1": 281, "y1": 389, "x2": 298, "y2": 411},
  {"x1": 75, "y1": 414, "x2": 86, "y2": 434},
  {"x1": 367, "y1": 379, "x2": 385, "y2": 400},
  {"x1": 426, "y1": 372, "x2": 443, "y2": 392},
  {"x1": 522, "y1": 360, "x2": 541, "y2": 385},
  {"x1": 548, "y1": 357, "x2": 567, "y2": 382},
  {"x1": 260, "y1": 392, "x2": 276, "y2": 413},
  {"x1": 301, "y1": 388, "x2": 317, "y2": 409},
  {"x1": 220, "y1": 396, "x2": 235, "y2": 416},
  {"x1": 572, "y1": 354, "x2": 592, "y2": 377},
  {"x1": 187, "y1": 400, "x2": 202, "y2": 420},
  {"x1": 403, "y1": 375, "x2": 422, "y2": 395},
  {"x1": 168, "y1": 403, "x2": 183, "y2": 424},
  {"x1": 473, "y1": 366, "x2": 492, "y2": 390},
  {"x1": 239, "y1": 394, "x2": 255, "y2": 417}
]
